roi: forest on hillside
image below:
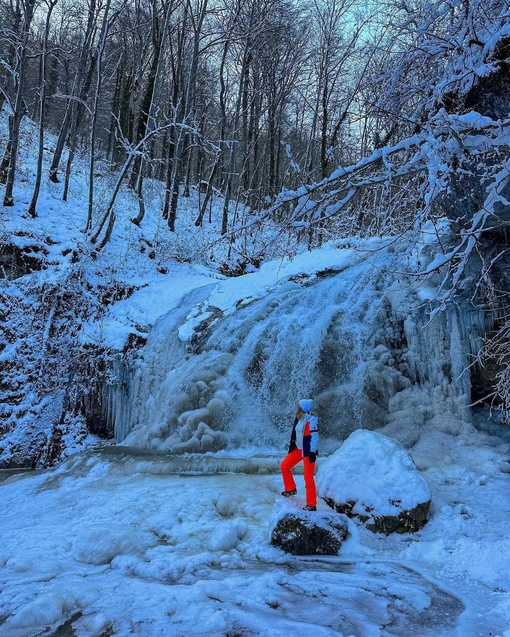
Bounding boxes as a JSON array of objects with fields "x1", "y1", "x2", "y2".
[
  {"x1": 1, "y1": 0, "x2": 507, "y2": 239},
  {"x1": 1, "y1": 0, "x2": 510, "y2": 466}
]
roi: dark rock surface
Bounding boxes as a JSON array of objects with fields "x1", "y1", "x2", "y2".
[
  {"x1": 270, "y1": 510, "x2": 349, "y2": 555},
  {"x1": 322, "y1": 496, "x2": 430, "y2": 535}
]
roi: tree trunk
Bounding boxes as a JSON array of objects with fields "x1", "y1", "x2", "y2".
[
  {"x1": 195, "y1": 153, "x2": 219, "y2": 226},
  {"x1": 127, "y1": 51, "x2": 159, "y2": 191},
  {"x1": 128, "y1": 0, "x2": 171, "y2": 193},
  {"x1": 268, "y1": 107, "x2": 277, "y2": 196},
  {"x1": 168, "y1": 0, "x2": 208, "y2": 229},
  {"x1": 241, "y1": 50, "x2": 252, "y2": 197},
  {"x1": 3, "y1": 0, "x2": 35, "y2": 207},
  {"x1": 0, "y1": 139, "x2": 12, "y2": 185},
  {"x1": 61, "y1": 109, "x2": 79, "y2": 201},
  {"x1": 248, "y1": 76, "x2": 262, "y2": 209},
  {"x1": 28, "y1": 0, "x2": 58, "y2": 218},
  {"x1": 49, "y1": 0, "x2": 97, "y2": 183},
  {"x1": 222, "y1": 3, "x2": 255, "y2": 235},
  {"x1": 130, "y1": 0, "x2": 177, "y2": 225},
  {"x1": 64, "y1": 46, "x2": 105, "y2": 200},
  {"x1": 0, "y1": 0, "x2": 21, "y2": 116},
  {"x1": 86, "y1": 0, "x2": 113, "y2": 232},
  {"x1": 194, "y1": 34, "x2": 228, "y2": 227},
  {"x1": 162, "y1": 113, "x2": 178, "y2": 221},
  {"x1": 320, "y1": 76, "x2": 329, "y2": 179}
]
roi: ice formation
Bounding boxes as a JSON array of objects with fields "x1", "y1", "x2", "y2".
[{"x1": 110, "y1": 241, "x2": 484, "y2": 454}]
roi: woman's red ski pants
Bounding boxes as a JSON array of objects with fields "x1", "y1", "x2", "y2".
[{"x1": 281, "y1": 447, "x2": 317, "y2": 507}]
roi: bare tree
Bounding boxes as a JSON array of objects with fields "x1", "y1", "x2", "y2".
[
  {"x1": 48, "y1": 0, "x2": 98, "y2": 184},
  {"x1": 165, "y1": 0, "x2": 210, "y2": 231},
  {"x1": 27, "y1": 0, "x2": 59, "y2": 218},
  {"x1": 85, "y1": 0, "x2": 126, "y2": 232},
  {"x1": 3, "y1": 0, "x2": 36, "y2": 207},
  {"x1": 220, "y1": 0, "x2": 258, "y2": 235},
  {"x1": 0, "y1": 0, "x2": 22, "y2": 116},
  {"x1": 194, "y1": 2, "x2": 239, "y2": 227},
  {"x1": 0, "y1": 0, "x2": 22, "y2": 183},
  {"x1": 91, "y1": 120, "x2": 190, "y2": 250},
  {"x1": 258, "y1": 1, "x2": 309, "y2": 197}
]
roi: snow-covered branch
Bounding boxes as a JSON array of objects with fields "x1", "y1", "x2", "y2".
[
  {"x1": 217, "y1": 110, "x2": 509, "y2": 322},
  {"x1": 241, "y1": 113, "x2": 508, "y2": 242}
]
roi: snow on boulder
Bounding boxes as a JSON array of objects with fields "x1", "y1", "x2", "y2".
[
  {"x1": 270, "y1": 510, "x2": 349, "y2": 556},
  {"x1": 316, "y1": 429, "x2": 431, "y2": 535}
]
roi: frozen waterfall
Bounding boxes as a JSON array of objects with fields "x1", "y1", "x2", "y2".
[{"x1": 109, "y1": 242, "x2": 485, "y2": 454}]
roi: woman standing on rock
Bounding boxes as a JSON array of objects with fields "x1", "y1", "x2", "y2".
[{"x1": 280, "y1": 398, "x2": 319, "y2": 511}]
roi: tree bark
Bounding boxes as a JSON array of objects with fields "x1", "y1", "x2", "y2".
[
  {"x1": 3, "y1": 0, "x2": 35, "y2": 207},
  {"x1": 0, "y1": 0, "x2": 21, "y2": 117},
  {"x1": 168, "y1": 0, "x2": 208, "y2": 230},
  {"x1": 131, "y1": 0, "x2": 178, "y2": 225},
  {"x1": 28, "y1": 0, "x2": 59, "y2": 218},
  {"x1": 194, "y1": 32, "x2": 229, "y2": 227},
  {"x1": 222, "y1": 1, "x2": 256, "y2": 235},
  {"x1": 86, "y1": 0, "x2": 115, "y2": 232},
  {"x1": 49, "y1": 0, "x2": 97, "y2": 183}
]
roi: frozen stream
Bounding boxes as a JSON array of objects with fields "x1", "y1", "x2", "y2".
[{"x1": 0, "y1": 442, "x2": 508, "y2": 637}]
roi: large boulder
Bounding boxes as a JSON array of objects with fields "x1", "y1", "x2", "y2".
[
  {"x1": 316, "y1": 429, "x2": 431, "y2": 535},
  {"x1": 270, "y1": 510, "x2": 349, "y2": 555}
]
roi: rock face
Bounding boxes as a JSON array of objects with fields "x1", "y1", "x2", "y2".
[
  {"x1": 317, "y1": 429, "x2": 431, "y2": 535},
  {"x1": 270, "y1": 511, "x2": 349, "y2": 555},
  {"x1": 322, "y1": 496, "x2": 430, "y2": 535}
]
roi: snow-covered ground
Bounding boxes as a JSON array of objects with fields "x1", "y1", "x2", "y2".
[
  {"x1": 2, "y1": 112, "x2": 510, "y2": 636},
  {"x1": 1, "y1": 421, "x2": 509, "y2": 636}
]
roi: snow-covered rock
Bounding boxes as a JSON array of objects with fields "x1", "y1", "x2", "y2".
[
  {"x1": 316, "y1": 429, "x2": 431, "y2": 534},
  {"x1": 270, "y1": 510, "x2": 349, "y2": 555}
]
